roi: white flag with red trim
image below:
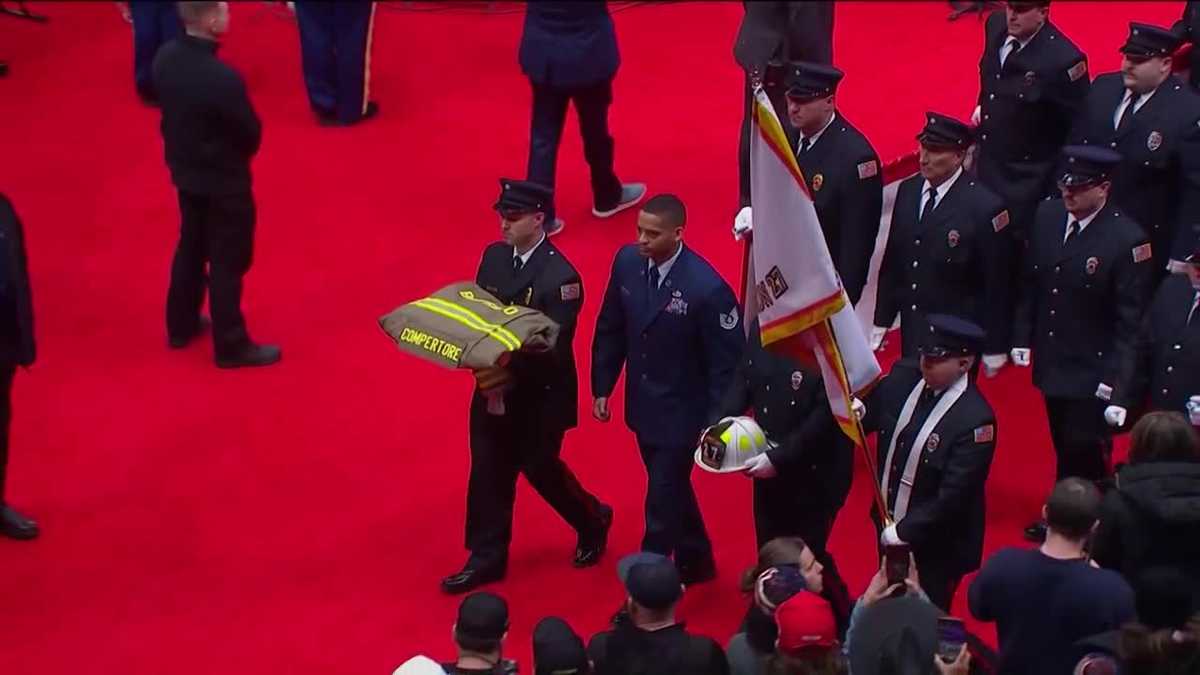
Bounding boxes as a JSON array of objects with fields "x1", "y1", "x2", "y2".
[{"x1": 743, "y1": 88, "x2": 882, "y2": 446}]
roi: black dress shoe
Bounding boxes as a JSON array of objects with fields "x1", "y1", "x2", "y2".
[
  {"x1": 168, "y1": 317, "x2": 211, "y2": 349},
  {"x1": 441, "y1": 564, "x2": 505, "y2": 595},
  {"x1": 0, "y1": 504, "x2": 39, "y2": 540},
  {"x1": 1024, "y1": 520, "x2": 1048, "y2": 543},
  {"x1": 573, "y1": 503, "x2": 614, "y2": 568},
  {"x1": 678, "y1": 557, "x2": 717, "y2": 586},
  {"x1": 317, "y1": 101, "x2": 379, "y2": 127},
  {"x1": 215, "y1": 342, "x2": 282, "y2": 369}
]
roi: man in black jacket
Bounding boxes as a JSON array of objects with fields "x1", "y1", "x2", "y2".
[
  {"x1": 873, "y1": 112, "x2": 1012, "y2": 372},
  {"x1": 1011, "y1": 146, "x2": 1153, "y2": 541},
  {"x1": 153, "y1": 1, "x2": 280, "y2": 369},
  {"x1": 0, "y1": 194, "x2": 38, "y2": 540},
  {"x1": 519, "y1": 1, "x2": 645, "y2": 235},
  {"x1": 974, "y1": 1, "x2": 1089, "y2": 247},
  {"x1": 1067, "y1": 22, "x2": 1200, "y2": 276},
  {"x1": 733, "y1": 1, "x2": 834, "y2": 209},
  {"x1": 442, "y1": 180, "x2": 612, "y2": 595},
  {"x1": 708, "y1": 319, "x2": 852, "y2": 554},
  {"x1": 859, "y1": 315, "x2": 998, "y2": 612},
  {"x1": 737, "y1": 62, "x2": 882, "y2": 305}
]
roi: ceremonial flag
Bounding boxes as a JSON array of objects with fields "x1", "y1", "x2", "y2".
[{"x1": 743, "y1": 87, "x2": 882, "y2": 447}]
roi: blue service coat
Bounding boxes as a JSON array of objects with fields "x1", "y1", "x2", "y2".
[
  {"x1": 519, "y1": 1, "x2": 619, "y2": 88},
  {"x1": 591, "y1": 244, "x2": 745, "y2": 449}
]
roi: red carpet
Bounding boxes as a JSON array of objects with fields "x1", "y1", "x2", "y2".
[{"x1": 0, "y1": 2, "x2": 1186, "y2": 672}]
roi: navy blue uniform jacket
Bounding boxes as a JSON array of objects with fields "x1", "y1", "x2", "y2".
[
  {"x1": 591, "y1": 244, "x2": 744, "y2": 449},
  {"x1": 519, "y1": 1, "x2": 619, "y2": 89}
]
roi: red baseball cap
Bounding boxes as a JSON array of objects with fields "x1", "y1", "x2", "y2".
[{"x1": 775, "y1": 591, "x2": 838, "y2": 654}]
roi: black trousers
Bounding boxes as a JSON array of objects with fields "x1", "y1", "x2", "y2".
[
  {"x1": 916, "y1": 558, "x2": 962, "y2": 614},
  {"x1": 1044, "y1": 396, "x2": 1113, "y2": 482},
  {"x1": 465, "y1": 406, "x2": 604, "y2": 569},
  {"x1": 526, "y1": 79, "x2": 623, "y2": 223},
  {"x1": 637, "y1": 440, "x2": 713, "y2": 566},
  {"x1": 0, "y1": 362, "x2": 14, "y2": 502},
  {"x1": 166, "y1": 191, "x2": 255, "y2": 356},
  {"x1": 752, "y1": 476, "x2": 842, "y2": 555}
]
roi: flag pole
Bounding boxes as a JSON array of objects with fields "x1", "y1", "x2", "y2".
[{"x1": 825, "y1": 316, "x2": 893, "y2": 528}]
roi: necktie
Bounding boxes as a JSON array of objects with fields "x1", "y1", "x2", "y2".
[
  {"x1": 513, "y1": 256, "x2": 524, "y2": 274},
  {"x1": 1001, "y1": 37, "x2": 1020, "y2": 67},
  {"x1": 1116, "y1": 91, "x2": 1137, "y2": 131},
  {"x1": 920, "y1": 187, "x2": 937, "y2": 223},
  {"x1": 648, "y1": 265, "x2": 660, "y2": 295},
  {"x1": 1064, "y1": 220, "x2": 1079, "y2": 246},
  {"x1": 799, "y1": 137, "x2": 813, "y2": 154}
]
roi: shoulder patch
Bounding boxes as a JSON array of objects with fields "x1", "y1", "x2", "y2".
[
  {"x1": 974, "y1": 424, "x2": 995, "y2": 444},
  {"x1": 1132, "y1": 243, "x2": 1152, "y2": 263},
  {"x1": 560, "y1": 282, "x2": 581, "y2": 301},
  {"x1": 1067, "y1": 60, "x2": 1087, "y2": 82},
  {"x1": 857, "y1": 160, "x2": 878, "y2": 180},
  {"x1": 719, "y1": 306, "x2": 739, "y2": 330},
  {"x1": 991, "y1": 210, "x2": 1010, "y2": 232}
]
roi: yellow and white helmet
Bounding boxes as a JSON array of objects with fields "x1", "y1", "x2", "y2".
[{"x1": 695, "y1": 416, "x2": 772, "y2": 473}]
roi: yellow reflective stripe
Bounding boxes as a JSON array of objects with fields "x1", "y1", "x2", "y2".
[
  {"x1": 420, "y1": 297, "x2": 523, "y2": 348},
  {"x1": 412, "y1": 299, "x2": 522, "y2": 351}
]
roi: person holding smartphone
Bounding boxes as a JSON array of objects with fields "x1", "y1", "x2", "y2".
[{"x1": 856, "y1": 314, "x2": 999, "y2": 612}]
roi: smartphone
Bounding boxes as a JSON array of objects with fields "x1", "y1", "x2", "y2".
[
  {"x1": 937, "y1": 616, "x2": 967, "y2": 663},
  {"x1": 884, "y1": 543, "x2": 911, "y2": 587}
]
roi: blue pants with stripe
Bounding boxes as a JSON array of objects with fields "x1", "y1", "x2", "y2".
[
  {"x1": 294, "y1": 1, "x2": 375, "y2": 123},
  {"x1": 131, "y1": 0, "x2": 181, "y2": 98}
]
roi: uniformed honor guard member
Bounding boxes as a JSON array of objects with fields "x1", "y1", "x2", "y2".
[
  {"x1": 591, "y1": 194, "x2": 744, "y2": 585},
  {"x1": 442, "y1": 179, "x2": 614, "y2": 595},
  {"x1": 873, "y1": 112, "x2": 1013, "y2": 376},
  {"x1": 709, "y1": 318, "x2": 852, "y2": 555},
  {"x1": 734, "y1": 1, "x2": 835, "y2": 208},
  {"x1": 1109, "y1": 240, "x2": 1200, "y2": 426},
  {"x1": 974, "y1": 0, "x2": 1089, "y2": 247},
  {"x1": 1011, "y1": 146, "x2": 1154, "y2": 540},
  {"x1": 858, "y1": 315, "x2": 998, "y2": 613},
  {"x1": 1068, "y1": 22, "x2": 1200, "y2": 275},
  {"x1": 293, "y1": 0, "x2": 378, "y2": 126},
  {"x1": 154, "y1": 1, "x2": 281, "y2": 369},
  {"x1": 785, "y1": 62, "x2": 883, "y2": 306},
  {"x1": 0, "y1": 194, "x2": 39, "y2": 540}
]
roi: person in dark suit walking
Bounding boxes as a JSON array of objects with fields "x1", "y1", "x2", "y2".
[
  {"x1": 1110, "y1": 241, "x2": 1200, "y2": 424},
  {"x1": 1011, "y1": 146, "x2": 1154, "y2": 540},
  {"x1": 292, "y1": 0, "x2": 378, "y2": 126},
  {"x1": 0, "y1": 194, "x2": 38, "y2": 540},
  {"x1": 442, "y1": 180, "x2": 613, "y2": 595},
  {"x1": 873, "y1": 112, "x2": 1012, "y2": 374},
  {"x1": 1068, "y1": 22, "x2": 1200, "y2": 276},
  {"x1": 733, "y1": 1, "x2": 834, "y2": 208},
  {"x1": 118, "y1": 1, "x2": 182, "y2": 105},
  {"x1": 974, "y1": 0, "x2": 1089, "y2": 247},
  {"x1": 153, "y1": 1, "x2": 280, "y2": 369},
  {"x1": 519, "y1": 1, "x2": 645, "y2": 235},
  {"x1": 859, "y1": 315, "x2": 999, "y2": 612},
  {"x1": 591, "y1": 194, "x2": 744, "y2": 584},
  {"x1": 709, "y1": 319, "x2": 852, "y2": 555}
]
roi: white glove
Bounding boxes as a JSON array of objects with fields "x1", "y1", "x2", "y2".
[
  {"x1": 851, "y1": 398, "x2": 866, "y2": 421},
  {"x1": 982, "y1": 353, "x2": 1007, "y2": 378},
  {"x1": 1188, "y1": 395, "x2": 1200, "y2": 426},
  {"x1": 1103, "y1": 405, "x2": 1128, "y2": 427},
  {"x1": 880, "y1": 523, "x2": 905, "y2": 547},
  {"x1": 971, "y1": 104, "x2": 982, "y2": 126},
  {"x1": 870, "y1": 326, "x2": 887, "y2": 351},
  {"x1": 742, "y1": 453, "x2": 778, "y2": 479},
  {"x1": 1010, "y1": 348, "x2": 1031, "y2": 367},
  {"x1": 733, "y1": 206, "x2": 753, "y2": 241}
]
